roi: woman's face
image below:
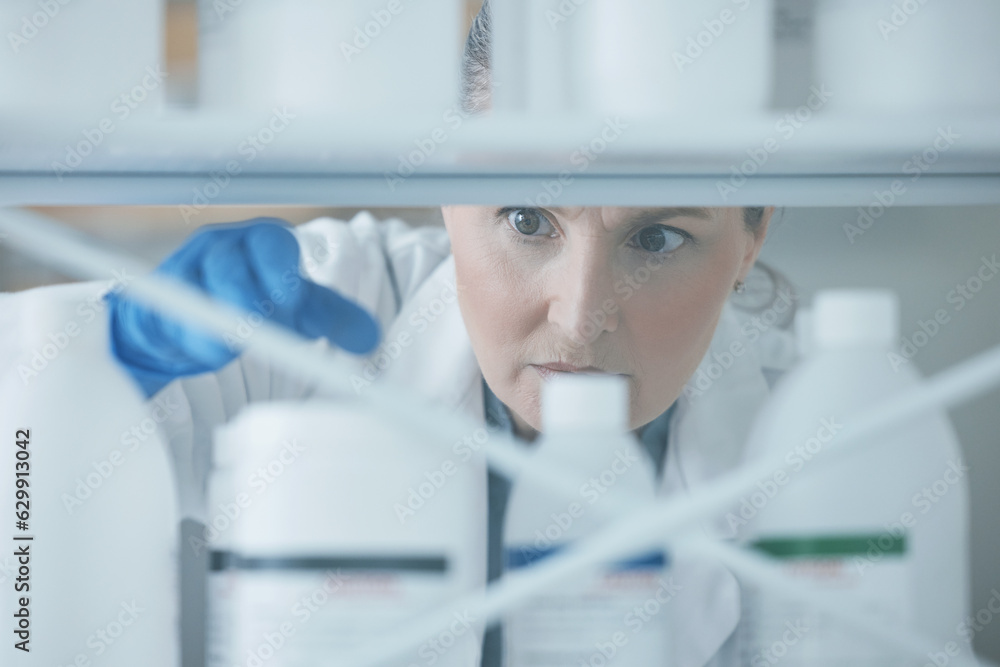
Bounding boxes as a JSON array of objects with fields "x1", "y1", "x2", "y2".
[{"x1": 441, "y1": 206, "x2": 770, "y2": 439}]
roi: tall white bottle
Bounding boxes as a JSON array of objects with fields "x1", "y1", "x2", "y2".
[
  {"x1": 737, "y1": 290, "x2": 969, "y2": 665},
  {"x1": 815, "y1": 0, "x2": 1000, "y2": 114},
  {"x1": 206, "y1": 400, "x2": 487, "y2": 667},
  {"x1": 0, "y1": 284, "x2": 178, "y2": 666},
  {"x1": 577, "y1": 0, "x2": 773, "y2": 116},
  {"x1": 0, "y1": 0, "x2": 164, "y2": 114},
  {"x1": 198, "y1": 0, "x2": 461, "y2": 116},
  {"x1": 503, "y1": 375, "x2": 670, "y2": 667}
]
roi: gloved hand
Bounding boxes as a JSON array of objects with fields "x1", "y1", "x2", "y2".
[{"x1": 106, "y1": 218, "x2": 380, "y2": 397}]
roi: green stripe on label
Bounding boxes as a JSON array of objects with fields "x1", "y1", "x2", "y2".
[{"x1": 752, "y1": 535, "x2": 906, "y2": 559}]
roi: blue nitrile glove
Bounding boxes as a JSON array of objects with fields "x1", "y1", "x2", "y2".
[{"x1": 106, "y1": 219, "x2": 380, "y2": 397}]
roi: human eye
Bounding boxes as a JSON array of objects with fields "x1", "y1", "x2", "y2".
[
  {"x1": 498, "y1": 207, "x2": 558, "y2": 239},
  {"x1": 627, "y1": 225, "x2": 689, "y2": 254}
]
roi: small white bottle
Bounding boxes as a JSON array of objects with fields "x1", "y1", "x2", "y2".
[
  {"x1": 0, "y1": 284, "x2": 179, "y2": 666},
  {"x1": 738, "y1": 290, "x2": 969, "y2": 664},
  {"x1": 0, "y1": 0, "x2": 164, "y2": 114},
  {"x1": 503, "y1": 374, "x2": 669, "y2": 667},
  {"x1": 815, "y1": 0, "x2": 1000, "y2": 114},
  {"x1": 206, "y1": 400, "x2": 487, "y2": 667},
  {"x1": 198, "y1": 0, "x2": 461, "y2": 116},
  {"x1": 495, "y1": 0, "x2": 773, "y2": 117},
  {"x1": 574, "y1": 0, "x2": 773, "y2": 116}
]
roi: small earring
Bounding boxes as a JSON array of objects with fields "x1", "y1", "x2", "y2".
[{"x1": 734, "y1": 280, "x2": 746, "y2": 294}]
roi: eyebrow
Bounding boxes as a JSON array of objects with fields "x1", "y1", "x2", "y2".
[
  {"x1": 548, "y1": 207, "x2": 712, "y2": 226},
  {"x1": 622, "y1": 207, "x2": 713, "y2": 226}
]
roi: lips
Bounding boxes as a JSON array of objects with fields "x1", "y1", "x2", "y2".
[{"x1": 531, "y1": 363, "x2": 624, "y2": 382}]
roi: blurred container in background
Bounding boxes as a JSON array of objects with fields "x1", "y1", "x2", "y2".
[
  {"x1": 0, "y1": 0, "x2": 164, "y2": 115},
  {"x1": 815, "y1": 0, "x2": 1000, "y2": 115},
  {"x1": 493, "y1": 0, "x2": 773, "y2": 117},
  {"x1": 197, "y1": 0, "x2": 462, "y2": 115},
  {"x1": 207, "y1": 401, "x2": 487, "y2": 667}
]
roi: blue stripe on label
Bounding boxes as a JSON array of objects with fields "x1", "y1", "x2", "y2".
[{"x1": 505, "y1": 545, "x2": 668, "y2": 571}]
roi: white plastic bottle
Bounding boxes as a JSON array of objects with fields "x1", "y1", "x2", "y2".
[
  {"x1": 737, "y1": 290, "x2": 969, "y2": 664},
  {"x1": 0, "y1": 0, "x2": 164, "y2": 114},
  {"x1": 206, "y1": 400, "x2": 487, "y2": 667},
  {"x1": 494, "y1": 0, "x2": 773, "y2": 117},
  {"x1": 198, "y1": 0, "x2": 461, "y2": 116},
  {"x1": 576, "y1": 0, "x2": 773, "y2": 116},
  {"x1": 503, "y1": 374, "x2": 669, "y2": 667},
  {"x1": 815, "y1": 0, "x2": 1000, "y2": 114},
  {"x1": 0, "y1": 284, "x2": 178, "y2": 666}
]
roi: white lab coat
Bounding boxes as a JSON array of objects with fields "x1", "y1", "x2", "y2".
[{"x1": 0, "y1": 211, "x2": 797, "y2": 666}]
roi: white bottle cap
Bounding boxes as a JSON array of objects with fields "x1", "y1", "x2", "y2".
[
  {"x1": 813, "y1": 289, "x2": 900, "y2": 350},
  {"x1": 543, "y1": 374, "x2": 629, "y2": 433}
]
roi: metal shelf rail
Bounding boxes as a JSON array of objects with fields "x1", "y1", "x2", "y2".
[{"x1": 1, "y1": 114, "x2": 999, "y2": 207}]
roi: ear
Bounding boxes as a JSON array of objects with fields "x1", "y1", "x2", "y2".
[{"x1": 737, "y1": 207, "x2": 774, "y2": 281}]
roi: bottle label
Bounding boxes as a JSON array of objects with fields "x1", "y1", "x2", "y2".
[
  {"x1": 207, "y1": 551, "x2": 478, "y2": 667},
  {"x1": 741, "y1": 534, "x2": 911, "y2": 667},
  {"x1": 504, "y1": 546, "x2": 673, "y2": 667}
]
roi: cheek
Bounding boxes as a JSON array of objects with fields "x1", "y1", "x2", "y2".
[
  {"x1": 452, "y1": 236, "x2": 543, "y2": 378},
  {"x1": 623, "y1": 268, "x2": 731, "y2": 415}
]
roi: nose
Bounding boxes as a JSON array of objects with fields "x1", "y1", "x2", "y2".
[{"x1": 546, "y1": 246, "x2": 620, "y2": 345}]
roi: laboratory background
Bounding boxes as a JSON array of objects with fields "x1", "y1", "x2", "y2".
[{"x1": 2, "y1": 0, "x2": 1000, "y2": 666}]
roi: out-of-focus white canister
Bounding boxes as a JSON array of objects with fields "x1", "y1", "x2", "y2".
[
  {"x1": 206, "y1": 400, "x2": 488, "y2": 667},
  {"x1": 815, "y1": 0, "x2": 1000, "y2": 114},
  {"x1": 0, "y1": 283, "x2": 179, "y2": 667},
  {"x1": 0, "y1": 0, "x2": 164, "y2": 114},
  {"x1": 197, "y1": 0, "x2": 462, "y2": 114}
]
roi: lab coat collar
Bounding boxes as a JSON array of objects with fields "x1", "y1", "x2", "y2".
[
  {"x1": 662, "y1": 304, "x2": 773, "y2": 666},
  {"x1": 374, "y1": 254, "x2": 485, "y2": 423}
]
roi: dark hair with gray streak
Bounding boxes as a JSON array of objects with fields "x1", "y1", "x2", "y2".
[{"x1": 459, "y1": 0, "x2": 766, "y2": 234}]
